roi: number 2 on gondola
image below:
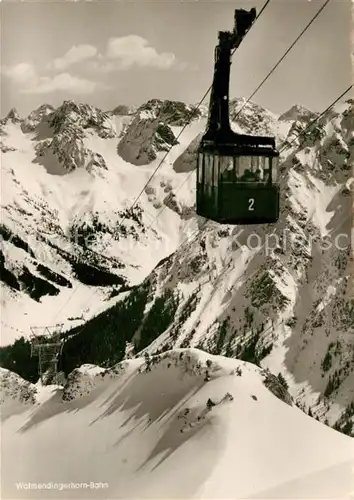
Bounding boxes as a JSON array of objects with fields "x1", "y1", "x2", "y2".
[{"x1": 248, "y1": 198, "x2": 255, "y2": 211}]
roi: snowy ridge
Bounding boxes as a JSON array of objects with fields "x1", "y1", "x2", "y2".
[
  {"x1": 0, "y1": 367, "x2": 37, "y2": 407},
  {"x1": 1, "y1": 349, "x2": 353, "y2": 499}
]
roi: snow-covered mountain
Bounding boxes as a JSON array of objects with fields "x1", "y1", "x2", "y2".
[
  {"x1": 0, "y1": 98, "x2": 203, "y2": 340},
  {"x1": 1, "y1": 96, "x2": 353, "y2": 438},
  {"x1": 2, "y1": 348, "x2": 353, "y2": 499}
]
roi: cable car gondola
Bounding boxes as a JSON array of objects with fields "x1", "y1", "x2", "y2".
[{"x1": 196, "y1": 7, "x2": 280, "y2": 225}]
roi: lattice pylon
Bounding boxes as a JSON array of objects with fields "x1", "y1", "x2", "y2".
[{"x1": 30, "y1": 324, "x2": 64, "y2": 384}]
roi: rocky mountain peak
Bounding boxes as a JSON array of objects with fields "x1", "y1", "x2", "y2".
[
  {"x1": 139, "y1": 98, "x2": 202, "y2": 126},
  {"x1": 279, "y1": 104, "x2": 318, "y2": 123},
  {"x1": 117, "y1": 99, "x2": 194, "y2": 166},
  {"x1": 27, "y1": 100, "x2": 120, "y2": 173},
  {"x1": 21, "y1": 104, "x2": 55, "y2": 133},
  {"x1": 48, "y1": 100, "x2": 116, "y2": 139},
  {"x1": 0, "y1": 108, "x2": 22, "y2": 126}
]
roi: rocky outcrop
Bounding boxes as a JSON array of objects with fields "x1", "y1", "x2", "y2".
[
  {"x1": 0, "y1": 368, "x2": 37, "y2": 405},
  {"x1": 21, "y1": 104, "x2": 54, "y2": 133},
  {"x1": 117, "y1": 113, "x2": 178, "y2": 165}
]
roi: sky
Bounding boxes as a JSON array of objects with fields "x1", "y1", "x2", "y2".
[{"x1": 0, "y1": 0, "x2": 352, "y2": 117}]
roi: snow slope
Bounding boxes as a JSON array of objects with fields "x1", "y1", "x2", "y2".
[
  {"x1": 0, "y1": 101, "x2": 204, "y2": 344},
  {"x1": 1, "y1": 97, "x2": 353, "y2": 438},
  {"x1": 2, "y1": 349, "x2": 353, "y2": 499}
]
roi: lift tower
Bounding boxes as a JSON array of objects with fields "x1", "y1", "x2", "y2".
[{"x1": 30, "y1": 324, "x2": 64, "y2": 384}]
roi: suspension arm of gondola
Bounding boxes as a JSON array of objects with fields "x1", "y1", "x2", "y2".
[{"x1": 205, "y1": 8, "x2": 257, "y2": 140}]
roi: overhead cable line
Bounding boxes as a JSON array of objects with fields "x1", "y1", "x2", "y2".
[
  {"x1": 146, "y1": 0, "x2": 336, "y2": 238},
  {"x1": 279, "y1": 83, "x2": 353, "y2": 154},
  {"x1": 234, "y1": 0, "x2": 331, "y2": 120},
  {"x1": 49, "y1": 0, "x2": 271, "y2": 326},
  {"x1": 116, "y1": 0, "x2": 271, "y2": 234},
  {"x1": 55, "y1": 0, "x2": 345, "y2": 326},
  {"x1": 165, "y1": 84, "x2": 354, "y2": 252},
  {"x1": 54, "y1": 77, "x2": 353, "y2": 333},
  {"x1": 53, "y1": 84, "x2": 353, "y2": 350}
]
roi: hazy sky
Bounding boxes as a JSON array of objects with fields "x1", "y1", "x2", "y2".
[{"x1": 1, "y1": 0, "x2": 352, "y2": 117}]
